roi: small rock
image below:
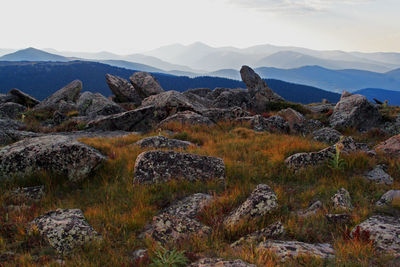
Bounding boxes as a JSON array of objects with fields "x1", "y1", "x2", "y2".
[
  {"x1": 277, "y1": 108, "x2": 306, "y2": 132},
  {"x1": 129, "y1": 72, "x2": 164, "y2": 98},
  {"x1": 189, "y1": 258, "x2": 256, "y2": 267},
  {"x1": 135, "y1": 135, "x2": 194, "y2": 149},
  {"x1": 132, "y1": 249, "x2": 148, "y2": 262},
  {"x1": 231, "y1": 221, "x2": 284, "y2": 248},
  {"x1": 223, "y1": 184, "x2": 278, "y2": 228},
  {"x1": 364, "y1": 165, "x2": 393, "y2": 185},
  {"x1": 331, "y1": 188, "x2": 353, "y2": 210},
  {"x1": 375, "y1": 134, "x2": 400, "y2": 157},
  {"x1": 312, "y1": 127, "x2": 343, "y2": 144},
  {"x1": 376, "y1": 190, "x2": 400, "y2": 207},
  {"x1": 297, "y1": 201, "x2": 323, "y2": 218},
  {"x1": 326, "y1": 214, "x2": 352, "y2": 225},
  {"x1": 8, "y1": 185, "x2": 45, "y2": 202}
]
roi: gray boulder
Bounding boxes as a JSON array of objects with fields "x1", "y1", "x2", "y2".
[
  {"x1": 159, "y1": 111, "x2": 214, "y2": 128},
  {"x1": 133, "y1": 150, "x2": 225, "y2": 184},
  {"x1": 30, "y1": 209, "x2": 101, "y2": 254},
  {"x1": 0, "y1": 135, "x2": 105, "y2": 181},
  {"x1": 212, "y1": 89, "x2": 251, "y2": 110},
  {"x1": 231, "y1": 221, "x2": 284, "y2": 248},
  {"x1": 129, "y1": 72, "x2": 164, "y2": 98},
  {"x1": 77, "y1": 91, "x2": 125, "y2": 118},
  {"x1": 8, "y1": 88, "x2": 40, "y2": 107},
  {"x1": 297, "y1": 201, "x2": 323, "y2": 218},
  {"x1": 135, "y1": 136, "x2": 193, "y2": 149},
  {"x1": 223, "y1": 184, "x2": 278, "y2": 228},
  {"x1": 183, "y1": 92, "x2": 213, "y2": 109},
  {"x1": 312, "y1": 127, "x2": 343, "y2": 144},
  {"x1": 105, "y1": 74, "x2": 142, "y2": 105},
  {"x1": 236, "y1": 115, "x2": 289, "y2": 133},
  {"x1": 351, "y1": 215, "x2": 400, "y2": 256},
  {"x1": 330, "y1": 92, "x2": 381, "y2": 130},
  {"x1": 183, "y1": 88, "x2": 212, "y2": 98},
  {"x1": 202, "y1": 107, "x2": 250, "y2": 123},
  {"x1": 331, "y1": 188, "x2": 353, "y2": 210},
  {"x1": 206, "y1": 87, "x2": 230, "y2": 100},
  {"x1": 189, "y1": 258, "x2": 256, "y2": 267},
  {"x1": 257, "y1": 240, "x2": 335, "y2": 262},
  {"x1": 0, "y1": 102, "x2": 26, "y2": 120},
  {"x1": 376, "y1": 190, "x2": 400, "y2": 207},
  {"x1": 277, "y1": 108, "x2": 306, "y2": 131},
  {"x1": 364, "y1": 165, "x2": 393, "y2": 185}
]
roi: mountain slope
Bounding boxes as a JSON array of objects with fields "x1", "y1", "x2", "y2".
[
  {"x1": 0, "y1": 61, "x2": 340, "y2": 104},
  {"x1": 0, "y1": 48, "x2": 70, "y2": 62}
]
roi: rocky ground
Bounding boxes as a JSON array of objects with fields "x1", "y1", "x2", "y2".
[{"x1": 1, "y1": 66, "x2": 400, "y2": 266}]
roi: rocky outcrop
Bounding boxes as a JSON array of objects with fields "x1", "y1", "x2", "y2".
[
  {"x1": 312, "y1": 127, "x2": 343, "y2": 144},
  {"x1": 376, "y1": 190, "x2": 400, "y2": 207},
  {"x1": 257, "y1": 240, "x2": 335, "y2": 262},
  {"x1": 375, "y1": 134, "x2": 400, "y2": 157},
  {"x1": 105, "y1": 74, "x2": 142, "y2": 105},
  {"x1": 134, "y1": 136, "x2": 194, "y2": 149},
  {"x1": 158, "y1": 111, "x2": 214, "y2": 127},
  {"x1": 364, "y1": 165, "x2": 393, "y2": 185},
  {"x1": 86, "y1": 106, "x2": 158, "y2": 132},
  {"x1": 8, "y1": 88, "x2": 40, "y2": 107},
  {"x1": 297, "y1": 201, "x2": 323, "y2": 218},
  {"x1": 0, "y1": 103, "x2": 26, "y2": 120},
  {"x1": 223, "y1": 184, "x2": 278, "y2": 228},
  {"x1": 351, "y1": 216, "x2": 400, "y2": 256},
  {"x1": 189, "y1": 258, "x2": 256, "y2": 267},
  {"x1": 129, "y1": 72, "x2": 164, "y2": 98},
  {"x1": 183, "y1": 88, "x2": 212, "y2": 98},
  {"x1": 133, "y1": 151, "x2": 225, "y2": 184},
  {"x1": 331, "y1": 188, "x2": 353, "y2": 210},
  {"x1": 30, "y1": 209, "x2": 101, "y2": 254},
  {"x1": 212, "y1": 89, "x2": 251, "y2": 110},
  {"x1": 330, "y1": 92, "x2": 381, "y2": 130},
  {"x1": 206, "y1": 87, "x2": 230, "y2": 100},
  {"x1": 77, "y1": 91, "x2": 125, "y2": 118},
  {"x1": 236, "y1": 115, "x2": 289, "y2": 133},
  {"x1": 240, "y1": 65, "x2": 284, "y2": 112},
  {"x1": 231, "y1": 221, "x2": 284, "y2": 248},
  {"x1": 34, "y1": 80, "x2": 82, "y2": 112},
  {"x1": 202, "y1": 107, "x2": 250, "y2": 123},
  {"x1": 0, "y1": 135, "x2": 105, "y2": 181}
]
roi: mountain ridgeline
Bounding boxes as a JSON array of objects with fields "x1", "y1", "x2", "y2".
[{"x1": 0, "y1": 61, "x2": 340, "y2": 103}]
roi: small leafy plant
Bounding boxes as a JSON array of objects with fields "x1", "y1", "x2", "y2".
[
  {"x1": 150, "y1": 247, "x2": 189, "y2": 267},
  {"x1": 329, "y1": 141, "x2": 346, "y2": 170}
]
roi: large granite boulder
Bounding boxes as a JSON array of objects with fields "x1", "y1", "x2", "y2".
[
  {"x1": 240, "y1": 65, "x2": 284, "y2": 112},
  {"x1": 105, "y1": 74, "x2": 142, "y2": 105},
  {"x1": 331, "y1": 188, "x2": 353, "y2": 210},
  {"x1": 0, "y1": 102, "x2": 26, "y2": 120},
  {"x1": 376, "y1": 190, "x2": 400, "y2": 207},
  {"x1": 129, "y1": 72, "x2": 164, "y2": 98},
  {"x1": 0, "y1": 135, "x2": 105, "y2": 181},
  {"x1": 77, "y1": 91, "x2": 125, "y2": 118},
  {"x1": 257, "y1": 240, "x2": 335, "y2": 262},
  {"x1": 312, "y1": 127, "x2": 343, "y2": 144},
  {"x1": 351, "y1": 215, "x2": 400, "y2": 256},
  {"x1": 134, "y1": 136, "x2": 193, "y2": 149},
  {"x1": 86, "y1": 106, "x2": 157, "y2": 132},
  {"x1": 277, "y1": 108, "x2": 306, "y2": 130},
  {"x1": 231, "y1": 221, "x2": 284, "y2": 248},
  {"x1": 375, "y1": 134, "x2": 400, "y2": 157},
  {"x1": 183, "y1": 92, "x2": 214, "y2": 109},
  {"x1": 212, "y1": 89, "x2": 251, "y2": 110},
  {"x1": 30, "y1": 209, "x2": 101, "y2": 254},
  {"x1": 223, "y1": 184, "x2": 278, "y2": 228},
  {"x1": 133, "y1": 150, "x2": 225, "y2": 184},
  {"x1": 189, "y1": 258, "x2": 256, "y2": 267},
  {"x1": 8, "y1": 88, "x2": 40, "y2": 107},
  {"x1": 330, "y1": 92, "x2": 381, "y2": 130},
  {"x1": 364, "y1": 165, "x2": 393, "y2": 185},
  {"x1": 158, "y1": 111, "x2": 214, "y2": 127},
  {"x1": 183, "y1": 88, "x2": 212, "y2": 98},
  {"x1": 0, "y1": 118, "x2": 24, "y2": 130},
  {"x1": 201, "y1": 107, "x2": 250, "y2": 123},
  {"x1": 0, "y1": 129, "x2": 41, "y2": 146},
  {"x1": 34, "y1": 80, "x2": 82, "y2": 112}
]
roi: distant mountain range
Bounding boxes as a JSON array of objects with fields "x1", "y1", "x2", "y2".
[
  {"x1": 0, "y1": 48, "x2": 69, "y2": 62},
  {"x1": 0, "y1": 61, "x2": 340, "y2": 104}
]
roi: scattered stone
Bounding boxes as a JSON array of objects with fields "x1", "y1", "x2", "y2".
[
  {"x1": 364, "y1": 165, "x2": 393, "y2": 185},
  {"x1": 312, "y1": 127, "x2": 343, "y2": 144},
  {"x1": 8, "y1": 185, "x2": 45, "y2": 202},
  {"x1": 105, "y1": 74, "x2": 142, "y2": 105},
  {"x1": 132, "y1": 249, "x2": 148, "y2": 263},
  {"x1": 257, "y1": 240, "x2": 335, "y2": 262},
  {"x1": 351, "y1": 215, "x2": 400, "y2": 256},
  {"x1": 331, "y1": 188, "x2": 353, "y2": 210},
  {"x1": 30, "y1": 209, "x2": 101, "y2": 254},
  {"x1": 183, "y1": 88, "x2": 212, "y2": 98},
  {"x1": 330, "y1": 92, "x2": 381, "y2": 130},
  {"x1": 158, "y1": 111, "x2": 214, "y2": 127},
  {"x1": 188, "y1": 258, "x2": 256, "y2": 267},
  {"x1": 297, "y1": 201, "x2": 323, "y2": 218},
  {"x1": 77, "y1": 91, "x2": 125, "y2": 118},
  {"x1": 0, "y1": 135, "x2": 105, "y2": 181},
  {"x1": 376, "y1": 190, "x2": 400, "y2": 207},
  {"x1": 133, "y1": 151, "x2": 225, "y2": 184},
  {"x1": 375, "y1": 134, "x2": 400, "y2": 157},
  {"x1": 129, "y1": 72, "x2": 164, "y2": 98},
  {"x1": 231, "y1": 221, "x2": 284, "y2": 248},
  {"x1": 0, "y1": 102, "x2": 26, "y2": 120},
  {"x1": 223, "y1": 184, "x2": 278, "y2": 228},
  {"x1": 8, "y1": 88, "x2": 40, "y2": 107},
  {"x1": 326, "y1": 214, "x2": 352, "y2": 225},
  {"x1": 135, "y1": 136, "x2": 194, "y2": 149}
]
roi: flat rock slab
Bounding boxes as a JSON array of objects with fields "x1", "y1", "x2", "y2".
[
  {"x1": 30, "y1": 209, "x2": 101, "y2": 254},
  {"x1": 0, "y1": 135, "x2": 105, "y2": 181},
  {"x1": 364, "y1": 165, "x2": 393, "y2": 185},
  {"x1": 257, "y1": 240, "x2": 335, "y2": 262},
  {"x1": 351, "y1": 215, "x2": 400, "y2": 256},
  {"x1": 133, "y1": 150, "x2": 225, "y2": 184},
  {"x1": 189, "y1": 258, "x2": 256, "y2": 267},
  {"x1": 223, "y1": 184, "x2": 278, "y2": 228},
  {"x1": 376, "y1": 190, "x2": 400, "y2": 207},
  {"x1": 135, "y1": 136, "x2": 194, "y2": 149},
  {"x1": 231, "y1": 221, "x2": 284, "y2": 248}
]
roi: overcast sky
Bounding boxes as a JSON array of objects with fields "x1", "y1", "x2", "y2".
[{"x1": 1, "y1": 0, "x2": 399, "y2": 54}]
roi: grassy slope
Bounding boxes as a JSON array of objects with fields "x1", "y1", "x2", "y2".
[{"x1": 1, "y1": 122, "x2": 399, "y2": 266}]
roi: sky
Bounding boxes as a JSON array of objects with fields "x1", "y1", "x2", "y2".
[{"x1": 1, "y1": 0, "x2": 399, "y2": 54}]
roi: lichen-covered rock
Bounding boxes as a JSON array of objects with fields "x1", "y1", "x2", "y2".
[
  {"x1": 202, "y1": 107, "x2": 250, "y2": 123},
  {"x1": 135, "y1": 136, "x2": 194, "y2": 149},
  {"x1": 8, "y1": 88, "x2": 40, "y2": 108},
  {"x1": 312, "y1": 127, "x2": 343, "y2": 144},
  {"x1": 77, "y1": 91, "x2": 125, "y2": 118},
  {"x1": 86, "y1": 105, "x2": 157, "y2": 132},
  {"x1": 206, "y1": 87, "x2": 230, "y2": 100},
  {"x1": 277, "y1": 108, "x2": 306, "y2": 132},
  {"x1": 364, "y1": 165, "x2": 393, "y2": 185},
  {"x1": 134, "y1": 151, "x2": 225, "y2": 184},
  {"x1": 212, "y1": 89, "x2": 251, "y2": 110},
  {"x1": 326, "y1": 214, "x2": 352, "y2": 225},
  {"x1": 30, "y1": 209, "x2": 101, "y2": 254},
  {"x1": 297, "y1": 201, "x2": 323, "y2": 218},
  {"x1": 351, "y1": 215, "x2": 400, "y2": 255},
  {"x1": 0, "y1": 135, "x2": 105, "y2": 181},
  {"x1": 183, "y1": 92, "x2": 214, "y2": 109},
  {"x1": 158, "y1": 111, "x2": 214, "y2": 127},
  {"x1": 0, "y1": 130, "x2": 41, "y2": 146},
  {"x1": 0, "y1": 118, "x2": 24, "y2": 131},
  {"x1": 330, "y1": 92, "x2": 381, "y2": 130},
  {"x1": 188, "y1": 258, "x2": 256, "y2": 267},
  {"x1": 163, "y1": 193, "x2": 213, "y2": 218},
  {"x1": 0, "y1": 102, "x2": 26, "y2": 120},
  {"x1": 8, "y1": 185, "x2": 45, "y2": 203},
  {"x1": 105, "y1": 74, "x2": 142, "y2": 105},
  {"x1": 183, "y1": 88, "x2": 212, "y2": 98},
  {"x1": 236, "y1": 115, "x2": 289, "y2": 133},
  {"x1": 257, "y1": 240, "x2": 335, "y2": 262},
  {"x1": 223, "y1": 184, "x2": 278, "y2": 228},
  {"x1": 129, "y1": 72, "x2": 164, "y2": 98},
  {"x1": 375, "y1": 134, "x2": 400, "y2": 157},
  {"x1": 331, "y1": 188, "x2": 353, "y2": 210},
  {"x1": 376, "y1": 190, "x2": 400, "y2": 207},
  {"x1": 231, "y1": 221, "x2": 284, "y2": 248}
]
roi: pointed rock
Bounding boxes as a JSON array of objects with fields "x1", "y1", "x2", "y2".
[
  {"x1": 8, "y1": 88, "x2": 40, "y2": 107},
  {"x1": 105, "y1": 74, "x2": 142, "y2": 105},
  {"x1": 129, "y1": 72, "x2": 164, "y2": 98}
]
